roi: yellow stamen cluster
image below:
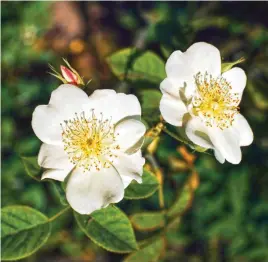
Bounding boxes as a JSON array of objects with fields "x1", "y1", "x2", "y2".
[
  {"x1": 192, "y1": 72, "x2": 240, "y2": 129},
  {"x1": 61, "y1": 110, "x2": 120, "y2": 172}
]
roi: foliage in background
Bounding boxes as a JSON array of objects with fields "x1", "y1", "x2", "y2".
[{"x1": 1, "y1": 2, "x2": 268, "y2": 262}]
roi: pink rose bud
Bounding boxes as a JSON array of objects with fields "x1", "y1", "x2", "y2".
[{"x1": 61, "y1": 65, "x2": 79, "y2": 84}]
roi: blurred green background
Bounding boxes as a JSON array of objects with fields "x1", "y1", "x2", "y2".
[{"x1": 1, "y1": 2, "x2": 268, "y2": 261}]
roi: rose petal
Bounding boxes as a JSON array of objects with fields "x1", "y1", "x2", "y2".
[
  {"x1": 32, "y1": 84, "x2": 90, "y2": 145},
  {"x1": 222, "y1": 67, "x2": 247, "y2": 102},
  {"x1": 208, "y1": 127, "x2": 242, "y2": 164},
  {"x1": 87, "y1": 90, "x2": 141, "y2": 124},
  {"x1": 185, "y1": 117, "x2": 213, "y2": 149},
  {"x1": 186, "y1": 42, "x2": 221, "y2": 77},
  {"x1": 214, "y1": 149, "x2": 225, "y2": 164},
  {"x1": 66, "y1": 166, "x2": 124, "y2": 215},
  {"x1": 41, "y1": 168, "x2": 71, "y2": 182},
  {"x1": 113, "y1": 150, "x2": 145, "y2": 188},
  {"x1": 165, "y1": 42, "x2": 221, "y2": 97},
  {"x1": 89, "y1": 89, "x2": 116, "y2": 99},
  {"x1": 231, "y1": 113, "x2": 253, "y2": 146},
  {"x1": 115, "y1": 119, "x2": 146, "y2": 153},
  {"x1": 38, "y1": 143, "x2": 73, "y2": 170},
  {"x1": 160, "y1": 78, "x2": 184, "y2": 99},
  {"x1": 160, "y1": 94, "x2": 187, "y2": 126}
]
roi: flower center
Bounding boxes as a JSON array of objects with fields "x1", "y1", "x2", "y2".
[
  {"x1": 61, "y1": 110, "x2": 120, "y2": 172},
  {"x1": 191, "y1": 72, "x2": 240, "y2": 129}
]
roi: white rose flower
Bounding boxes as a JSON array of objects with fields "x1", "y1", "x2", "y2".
[
  {"x1": 32, "y1": 85, "x2": 146, "y2": 214},
  {"x1": 160, "y1": 42, "x2": 253, "y2": 164}
]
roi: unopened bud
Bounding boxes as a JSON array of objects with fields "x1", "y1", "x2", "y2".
[
  {"x1": 49, "y1": 59, "x2": 86, "y2": 87},
  {"x1": 61, "y1": 65, "x2": 79, "y2": 84}
]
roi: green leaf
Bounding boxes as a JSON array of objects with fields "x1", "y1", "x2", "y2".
[
  {"x1": 242, "y1": 247, "x2": 268, "y2": 261},
  {"x1": 125, "y1": 170, "x2": 159, "y2": 200},
  {"x1": 228, "y1": 169, "x2": 249, "y2": 218},
  {"x1": 131, "y1": 212, "x2": 165, "y2": 231},
  {"x1": 167, "y1": 182, "x2": 193, "y2": 218},
  {"x1": 106, "y1": 48, "x2": 166, "y2": 83},
  {"x1": 166, "y1": 217, "x2": 187, "y2": 247},
  {"x1": 160, "y1": 45, "x2": 173, "y2": 59},
  {"x1": 140, "y1": 90, "x2": 162, "y2": 124},
  {"x1": 20, "y1": 156, "x2": 41, "y2": 181},
  {"x1": 124, "y1": 237, "x2": 165, "y2": 262},
  {"x1": 206, "y1": 217, "x2": 237, "y2": 238},
  {"x1": 74, "y1": 205, "x2": 138, "y2": 253},
  {"x1": 140, "y1": 90, "x2": 162, "y2": 112},
  {"x1": 221, "y1": 57, "x2": 245, "y2": 73},
  {"x1": 1, "y1": 206, "x2": 51, "y2": 261},
  {"x1": 50, "y1": 181, "x2": 68, "y2": 206},
  {"x1": 118, "y1": 12, "x2": 139, "y2": 30}
]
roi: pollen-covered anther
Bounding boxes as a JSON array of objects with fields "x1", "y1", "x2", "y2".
[
  {"x1": 192, "y1": 72, "x2": 240, "y2": 129},
  {"x1": 61, "y1": 111, "x2": 120, "y2": 171}
]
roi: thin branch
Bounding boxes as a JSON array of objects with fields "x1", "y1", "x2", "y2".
[
  {"x1": 49, "y1": 206, "x2": 71, "y2": 222},
  {"x1": 146, "y1": 154, "x2": 165, "y2": 209},
  {"x1": 162, "y1": 126, "x2": 189, "y2": 144}
]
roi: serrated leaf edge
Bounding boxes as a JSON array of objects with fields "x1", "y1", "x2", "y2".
[
  {"x1": 74, "y1": 206, "x2": 138, "y2": 254},
  {"x1": 1, "y1": 205, "x2": 51, "y2": 261}
]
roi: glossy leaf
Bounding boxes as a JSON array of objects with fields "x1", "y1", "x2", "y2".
[
  {"x1": 125, "y1": 170, "x2": 159, "y2": 200},
  {"x1": 74, "y1": 205, "x2": 138, "y2": 253},
  {"x1": 106, "y1": 48, "x2": 166, "y2": 83},
  {"x1": 1, "y1": 206, "x2": 51, "y2": 261},
  {"x1": 124, "y1": 237, "x2": 165, "y2": 262},
  {"x1": 131, "y1": 212, "x2": 165, "y2": 231}
]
